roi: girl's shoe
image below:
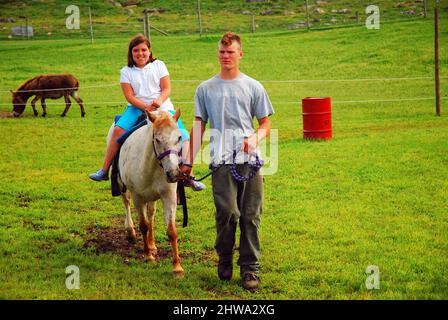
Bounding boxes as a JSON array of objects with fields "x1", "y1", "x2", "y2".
[
  {"x1": 89, "y1": 168, "x2": 109, "y2": 181},
  {"x1": 186, "y1": 179, "x2": 205, "y2": 191}
]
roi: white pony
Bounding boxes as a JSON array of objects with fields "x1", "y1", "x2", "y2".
[{"x1": 107, "y1": 109, "x2": 184, "y2": 277}]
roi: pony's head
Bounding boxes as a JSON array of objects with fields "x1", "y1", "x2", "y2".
[
  {"x1": 147, "y1": 109, "x2": 182, "y2": 183},
  {"x1": 11, "y1": 90, "x2": 26, "y2": 117}
]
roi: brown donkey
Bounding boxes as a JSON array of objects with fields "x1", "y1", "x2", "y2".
[{"x1": 11, "y1": 74, "x2": 86, "y2": 117}]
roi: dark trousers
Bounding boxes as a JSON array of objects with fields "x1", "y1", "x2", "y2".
[{"x1": 211, "y1": 164, "x2": 263, "y2": 276}]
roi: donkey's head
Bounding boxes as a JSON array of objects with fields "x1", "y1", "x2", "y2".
[
  {"x1": 147, "y1": 109, "x2": 182, "y2": 183},
  {"x1": 11, "y1": 90, "x2": 26, "y2": 117}
]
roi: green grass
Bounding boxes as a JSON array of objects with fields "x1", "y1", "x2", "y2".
[
  {"x1": 0, "y1": 0, "x2": 443, "y2": 38},
  {"x1": 0, "y1": 14, "x2": 447, "y2": 299}
]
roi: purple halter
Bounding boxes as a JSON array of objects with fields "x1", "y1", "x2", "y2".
[{"x1": 152, "y1": 133, "x2": 180, "y2": 165}]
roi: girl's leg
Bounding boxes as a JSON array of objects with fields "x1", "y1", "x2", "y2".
[
  {"x1": 90, "y1": 106, "x2": 140, "y2": 181},
  {"x1": 182, "y1": 140, "x2": 190, "y2": 165},
  {"x1": 102, "y1": 126, "x2": 126, "y2": 172}
]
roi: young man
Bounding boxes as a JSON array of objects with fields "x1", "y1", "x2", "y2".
[{"x1": 180, "y1": 32, "x2": 274, "y2": 291}]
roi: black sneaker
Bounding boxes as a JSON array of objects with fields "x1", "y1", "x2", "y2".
[
  {"x1": 218, "y1": 261, "x2": 233, "y2": 280},
  {"x1": 242, "y1": 273, "x2": 260, "y2": 291}
]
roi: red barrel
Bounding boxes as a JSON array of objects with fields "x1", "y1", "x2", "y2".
[{"x1": 302, "y1": 97, "x2": 332, "y2": 140}]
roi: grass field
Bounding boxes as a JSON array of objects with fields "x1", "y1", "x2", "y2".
[
  {"x1": 0, "y1": 10, "x2": 447, "y2": 299},
  {"x1": 0, "y1": 0, "x2": 442, "y2": 38}
]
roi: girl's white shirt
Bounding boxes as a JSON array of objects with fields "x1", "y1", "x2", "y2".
[{"x1": 120, "y1": 60, "x2": 174, "y2": 112}]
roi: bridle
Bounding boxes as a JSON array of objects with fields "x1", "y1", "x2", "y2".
[{"x1": 152, "y1": 132, "x2": 181, "y2": 167}]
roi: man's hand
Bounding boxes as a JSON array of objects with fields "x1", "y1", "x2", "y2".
[{"x1": 242, "y1": 134, "x2": 258, "y2": 153}]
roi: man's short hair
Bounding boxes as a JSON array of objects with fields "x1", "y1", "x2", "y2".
[{"x1": 220, "y1": 32, "x2": 242, "y2": 48}]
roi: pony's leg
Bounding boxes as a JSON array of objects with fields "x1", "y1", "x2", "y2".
[
  {"x1": 71, "y1": 91, "x2": 86, "y2": 117},
  {"x1": 122, "y1": 191, "x2": 136, "y2": 244},
  {"x1": 132, "y1": 194, "x2": 154, "y2": 261},
  {"x1": 61, "y1": 93, "x2": 71, "y2": 117},
  {"x1": 30, "y1": 96, "x2": 39, "y2": 116},
  {"x1": 147, "y1": 201, "x2": 158, "y2": 256},
  {"x1": 161, "y1": 191, "x2": 184, "y2": 277},
  {"x1": 41, "y1": 99, "x2": 47, "y2": 117}
]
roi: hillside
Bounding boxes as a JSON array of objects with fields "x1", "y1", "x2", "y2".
[
  {"x1": 0, "y1": 0, "x2": 444, "y2": 38},
  {"x1": 0, "y1": 15, "x2": 447, "y2": 299}
]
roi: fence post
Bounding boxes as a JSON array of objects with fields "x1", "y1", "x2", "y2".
[
  {"x1": 197, "y1": 0, "x2": 202, "y2": 37},
  {"x1": 305, "y1": 0, "x2": 310, "y2": 30},
  {"x1": 25, "y1": 16, "x2": 29, "y2": 40},
  {"x1": 251, "y1": 14, "x2": 255, "y2": 33},
  {"x1": 143, "y1": 9, "x2": 150, "y2": 41},
  {"x1": 424, "y1": 0, "x2": 428, "y2": 18},
  {"x1": 88, "y1": 7, "x2": 94, "y2": 44},
  {"x1": 434, "y1": 2, "x2": 440, "y2": 116}
]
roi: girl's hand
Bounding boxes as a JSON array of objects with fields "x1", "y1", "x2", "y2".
[
  {"x1": 144, "y1": 104, "x2": 158, "y2": 113},
  {"x1": 180, "y1": 163, "x2": 192, "y2": 178},
  {"x1": 151, "y1": 98, "x2": 163, "y2": 108}
]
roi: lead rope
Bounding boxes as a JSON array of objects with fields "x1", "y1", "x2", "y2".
[
  {"x1": 228, "y1": 151, "x2": 264, "y2": 182},
  {"x1": 183, "y1": 151, "x2": 263, "y2": 183}
]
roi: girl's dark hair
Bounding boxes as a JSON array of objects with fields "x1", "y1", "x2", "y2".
[{"x1": 127, "y1": 34, "x2": 156, "y2": 67}]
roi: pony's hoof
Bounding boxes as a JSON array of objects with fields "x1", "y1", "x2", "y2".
[
  {"x1": 150, "y1": 247, "x2": 158, "y2": 256},
  {"x1": 173, "y1": 270, "x2": 185, "y2": 279},
  {"x1": 60, "y1": 114, "x2": 66, "y2": 117},
  {"x1": 126, "y1": 230, "x2": 137, "y2": 244},
  {"x1": 143, "y1": 254, "x2": 156, "y2": 262},
  {"x1": 172, "y1": 265, "x2": 184, "y2": 278}
]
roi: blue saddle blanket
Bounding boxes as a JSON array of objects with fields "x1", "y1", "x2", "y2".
[{"x1": 115, "y1": 114, "x2": 148, "y2": 145}]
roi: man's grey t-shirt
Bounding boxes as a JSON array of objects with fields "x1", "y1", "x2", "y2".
[{"x1": 194, "y1": 73, "x2": 274, "y2": 165}]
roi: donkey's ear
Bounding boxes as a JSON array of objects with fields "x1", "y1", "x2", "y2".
[
  {"x1": 173, "y1": 108, "x2": 181, "y2": 122},
  {"x1": 146, "y1": 110, "x2": 157, "y2": 123}
]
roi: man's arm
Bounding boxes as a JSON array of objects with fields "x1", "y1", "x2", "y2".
[
  {"x1": 242, "y1": 116, "x2": 271, "y2": 153},
  {"x1": 181, "y1": 117, "x2": 206, "y2": 175}
]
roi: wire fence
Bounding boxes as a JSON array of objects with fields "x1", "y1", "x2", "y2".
[
  {"x1": 1, "y1": 76, "x2": 446, "y2": 107},
  {"x1": 0, "y1": 0, "x2": 441, "y2": 40},
  {"x1": 2, "y1": 76, "x2": 448, "y2": 93},
  {"x1": 0, "y1": 1, "x2": 445, "y2": 112}
]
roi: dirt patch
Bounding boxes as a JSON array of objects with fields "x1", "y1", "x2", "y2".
[
  {"x1": 0, "y1": 111, "x2": 13, "y2": 118},
  {"x1": 84, "y1": 219, "x2": 160, "y2": 262},
  {"x1": 83, "y1": 217, "x2": 213, "y2": 264}
]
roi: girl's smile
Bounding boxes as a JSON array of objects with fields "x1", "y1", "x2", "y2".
[{"x1": 132, "y1": 42, "x2": 151, "y2": 68}]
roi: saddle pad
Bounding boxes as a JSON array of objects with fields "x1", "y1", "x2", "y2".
[{"x1": 111, "y1": 113, "x2": 147, "y2": 197}]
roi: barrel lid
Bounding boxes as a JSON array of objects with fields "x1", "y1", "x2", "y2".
[{"x1": 302, "y1": 97, "x2": 331, "y2": 101}]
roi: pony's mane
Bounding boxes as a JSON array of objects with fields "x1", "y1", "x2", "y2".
[
  {"x1": 153, "y1": 112, "x2": 176, "y2": 129},
  {"x1": 16, "y1": 76, "x2": 39, "y2": 92}
]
